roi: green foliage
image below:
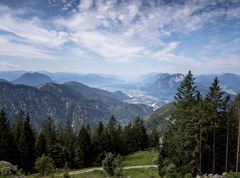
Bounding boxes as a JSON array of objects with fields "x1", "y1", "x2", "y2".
[
  {"x1": 149, "y1": 128, "x2": 160, "y2": 148},
  {"x1": 224, "y1": 172, "x2": 240, "y2": 178},
  {"x1": 102, "y1": 152, "x2": 116, "y2": 176},
  {"x1": 63, "y1": 164, "x2": 70, "y2": 178},
  {"x1": 75, "y1": 125, "x2": 93, "y2": 168},
  {"x1": 184, "y1": 173, "x2": 193, "y2": 178},
  {"x1": 48, "y1": 143, "x2": 67, "y2": 168},
  {"x1": 0, "y1": 109, "x2": 16, "y2": 163},
  {"x1": 158, "y1": 71, "x2": 240, "y2": 177},
  {"x1": 0, "y1": 161, "x2": 17, "y2": 176},
  {"x1": 165, "y1": 163, "x2": 177, "y2": 178},
  {"x1": 35, "y1": 154, "x2": 54, "y2": 176},
  {"x1": 123, "y1": 117, "x2": 149, "y2": 154},
  {"x1": 35, "y1": 132, "x2": 47, "y2": 157},
  {"x1": 12, "y1": 112, "x2": 36, "y2": 172}
]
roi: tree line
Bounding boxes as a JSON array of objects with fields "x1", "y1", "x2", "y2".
[
  {"x1": 158, "y1": 71, "x2": 240, "y2": 177},
  {"x1": 0, "y1": 111, "x2": 159, "y2": 173}
]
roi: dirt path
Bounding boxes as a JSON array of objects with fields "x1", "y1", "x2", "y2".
[{"x1": 65, "y1": 165, "x2": 157, "y2": 176}]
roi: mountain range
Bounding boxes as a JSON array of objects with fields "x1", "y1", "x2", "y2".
[
  {"x1": 0, "y1": 79, "x2": 152, "y2": 130},
  {"x1": 0, "y1": 71, "x2": 124, "y2": 87},
  {"x1": 0, "y1": 71, "x2": 239, "y2": 129},
  {"x1": 104, "y1": 72, "x2": 240, "y2": 108}
]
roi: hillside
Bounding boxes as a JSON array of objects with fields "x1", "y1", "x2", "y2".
[
  {"x1": 0, "y1": 80, "x2": 152, "y2": 130},
  {"x1": 144, "y1": 102, "x2": 175, "y2": 135}
]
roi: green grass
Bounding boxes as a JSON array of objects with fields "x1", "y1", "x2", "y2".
[
  {"x1": 122, "y1": 150, "x2": 158, "y2": 167},
  {"x1": 123, "y1": 167, "x2": 160, "y2": 178},
  {"x1": 71, "y1": 167, "x2": 160, "y2": 178}
]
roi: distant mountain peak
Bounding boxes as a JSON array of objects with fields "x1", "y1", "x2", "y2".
[{"x1": 13, "y1": 72, "x2": 54, "y2": 86}]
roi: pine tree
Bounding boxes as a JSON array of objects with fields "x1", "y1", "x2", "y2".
[
  {"x1": 149, "y1": 128, "x2": 159, "y2": 148},
  {"x1": 107, "y1": 116, "x2": 122, "y2": 154},
  {"x1": 75, "y1": 125, "x2": 93, "y2": 168},
  {"x1": 63, "y1": 120, "x2": 77, "y2": 168},
  {"x1": 175, "y1": 70, "x2": 197, "y2": 103},
  {"x1": 12, "y1": 112, "x2": 36, "y2": 172},
  {"x1": 35, "y1": 131, "x2": 47, "y2": 157},
  {"x1": 159, "y1": 70, "x2": 200, "y2": 176},
  {"x1": 92, "y1": 121, "x2": 106, "y2": 165},
  {"x1": 0, "y1": 109, "x2": 16, "y2": 163},
  {"x1": 206, "y1": 77, "x2": 223, "y2": 174},
  {"x1": 132, "y1": 117, "x2": 149, "y2": 151},
  {"x1": 42, "y1": 117, "x2": 56, "y2": 150}
]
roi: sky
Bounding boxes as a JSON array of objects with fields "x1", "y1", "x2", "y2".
[{"x1": 0, "y1": 0, "x2": 240, "y2": 77}]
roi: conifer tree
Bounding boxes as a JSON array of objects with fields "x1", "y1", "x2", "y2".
[
  {"x1": 92, "y1": 121, "x2": 106, "y2": 165},
  {"x1": 132, "y1": 117, "x2": 149, "y2": 151},
  {"x1": 42, "y1": 117, "x2": 56, "y2": 150},
  {"x1": 75, "y1": 125, "x2": 93, "y2": 168},
  {"x1": 159, "y1": 70, "x2": 200, "y2": 176},
  {"x1": 206, "y1": 77, "x2": 223, "y2": 174},
  {"x1": 149, "y1": 128, "x2": 159, "y2": 148},
  {"x1": 0, "y1": 109, "x2": 16, "y2": 163},
  {"x1": 63, "y1": 120, "x2": 77, "y2": 168},
  {"x1": 35, "y1": 131, "x2": 47, "y2": 158},
  {"x1": 12, "y1": 112, "x2": 36, "y2": 172}
]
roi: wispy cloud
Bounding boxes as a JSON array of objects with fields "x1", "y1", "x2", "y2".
[{"x1": 0, "y1": 61, "x2": 19, "y2": 70}]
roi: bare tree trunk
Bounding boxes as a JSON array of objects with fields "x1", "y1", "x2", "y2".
[
  {"x1": 212, "y1": 117, "x2": 216, "y2": 174},
  {"x1": 225, "y1": 112, "x2": 230, "y2": 172},
  {"x1": 236, "y1": 108, "x2": 240, "y2": 172},
  {"x1": 199, "y1": 123, "x2": 202, "y2": 175}
]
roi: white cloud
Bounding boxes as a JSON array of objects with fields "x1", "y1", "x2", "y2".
[
  {"x1": 0, "y1": 35, "x2": 56, "y2": 59},
  {"x1": 72, "y1": 31, "x2": 145, "y2": 63},
  {"x1": 0, "y1": 61, "x2": 19, "y2": 70},
  {"x1": 0, "y1": 6, "x2": 69, "y2": 48}
]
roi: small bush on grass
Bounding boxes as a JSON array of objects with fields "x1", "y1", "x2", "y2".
[
  {"x1": 35, "y1": 154, "x2": 54, "y2": 176},
  {"x1": 102, "y1": 152, "x2": 116, "y2": 176}
]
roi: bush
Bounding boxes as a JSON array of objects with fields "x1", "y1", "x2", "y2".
[
  {"x1": 225, "y1": 172, "x2": 240, "y2": 178},
  {"x1": 165, "y1": 163, "x2": 177, "y2": 178},
  {"x1": 102, "y1": 152, "x2": 116, "y2": 176},
  {"x1": 184, "y1": 173, "x2": 193, "y2": 178},
  {"x1": 35, "y1": 155, "x2": 54, "y2": 176},
  {"x1": 63, "y1": 163, "x2": 70, "y2": 178},
  {"x1": 114, "y1": 155, "x2": 124, "y2": 177},
  {"x1": 0, "y1": 161, "x2": 17, "y2": 176}
]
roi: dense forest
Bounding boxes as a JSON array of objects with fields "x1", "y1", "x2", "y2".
[
  {"x1": 0, "y1": 111, "x2": 159, "y2": 174},
  {"x1": 158, "y1": 71, "x2": 240, "y2": 177}
]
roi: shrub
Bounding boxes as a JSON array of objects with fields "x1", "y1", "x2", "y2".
[
  {"x1": 0, "y1": 161, "x2": 17, "y2": 176},
  {"x1": 102, "y1": 152, "x2": 116, "y2": 176},
  {"x1": 165, "y1": 163, "x2": 177, "y2": 178},
  {"x1": 114, "y1": 155, "x2": 124, "y2": 177},
  {"x1": 63, "y1": 163, "x2": 70, "y2": 178},
  {"x1": 184, "y1": 173, "x2": 193, "y2": 178},
  {"x1": 225, "y1": 172, "x2": 240, "y2": 178},
  {"x1": 35, "y1": 154, "x2": 54, "y2": 176}
]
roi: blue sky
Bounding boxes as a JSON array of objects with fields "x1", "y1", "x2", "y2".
[{"x1": 0, "y1": 0, "x2": 239, "y2": 77}]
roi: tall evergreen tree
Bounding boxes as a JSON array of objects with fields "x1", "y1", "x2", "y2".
[
  {"x1": 159, "y1": 71, "x2": 201, "y2": 176},
  {"x1": 42, "y1": 117, "x2": 56, "y2": 150},
  {"x1": 35, "y1": 131, "x2": 47, "y2": 157},
  {"x1": 12, "y1": 112, "x2": 36, "y2": 172},
  {"x1": 132, "y1": 117, "x2": 149, "y2": 151},
  {"x1": 206, "y1": 77, "x2": 224, "y2": 174},
  {"x1": 149, "y1": 128, "x2": 159, "y2": 148},
  {"x1": 63, "y1": 120, "x2": 77, "y2": 168},
  {"x1": 107, "y1": 116, "x2": 122, "y2": 154},
  {"x1": 75, "y1": 125, "x2": 93, "y2": 168},
  {"x1": 0, "y1": 109, "x2": 16, "y2": 163}
]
